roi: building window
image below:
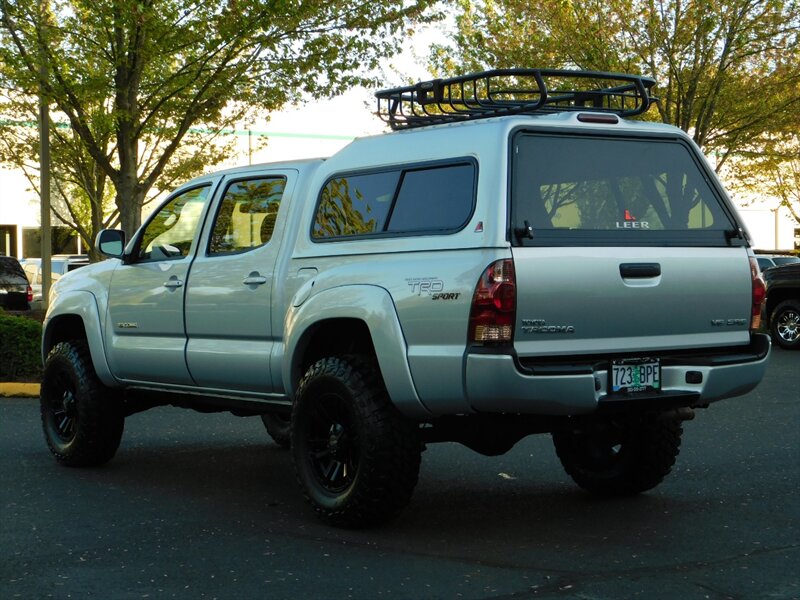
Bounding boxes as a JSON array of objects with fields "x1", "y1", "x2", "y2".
[{"x1": 22, "y1": 227, "x2": 79, "y2": 258}]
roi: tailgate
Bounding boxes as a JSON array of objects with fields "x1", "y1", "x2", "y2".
[{"x1": 512, "y1": 246, "x2": 753, "y2": 357}]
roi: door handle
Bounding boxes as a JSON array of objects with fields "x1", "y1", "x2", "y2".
[
  {"x1": 619, "y1": 263, "x2": 661, "y2": 278},
  {"x1": 163, "y1": 277, "x2": 183, "y2": 288},
  {"x1": 243, "y1": 272, "x2": 268, "y2": 286}
]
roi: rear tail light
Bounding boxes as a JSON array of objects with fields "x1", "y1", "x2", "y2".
[
  {"x1": 26, "y1": 284, "x2": 33, "y2": 303},
  {"x1": 468, "y1": 259, "x2": 516, "y2": 345},
  {"x1": 749, "y1": 257, "x2": 766, "y2": 332}
]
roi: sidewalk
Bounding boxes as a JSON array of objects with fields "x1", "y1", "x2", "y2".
[{"x1": 0, "y1": 382, "x2": 40, "y2": 398}]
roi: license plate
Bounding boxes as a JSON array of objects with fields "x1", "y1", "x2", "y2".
[{"x1": 611, "y1": 359, "x2": 660, "y2": 393}]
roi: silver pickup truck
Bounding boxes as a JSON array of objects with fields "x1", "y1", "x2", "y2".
[{"x1": 39, "y1": 70, "x2": 771, "y2": 527}]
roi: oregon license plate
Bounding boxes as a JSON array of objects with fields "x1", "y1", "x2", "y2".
[{"x1": 611, "y1": 359, "x2": 661, "y2": 393}]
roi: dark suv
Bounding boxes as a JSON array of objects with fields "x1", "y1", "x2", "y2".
[{"x1": 0, "y1": 256, "x2": 32, "y2": 311}]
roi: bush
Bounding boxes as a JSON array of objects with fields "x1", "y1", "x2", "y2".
[{"x1": 0, "y1": 311, "x2": 42, "y2": 382}]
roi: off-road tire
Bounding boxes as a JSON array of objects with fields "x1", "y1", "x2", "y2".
[
  {"x1": 291, "y1": 355, "x2": 421, "y2": 528},
  {"x1": 40, "y1": 341, "x2": 124, "y2": 467},
  {"x1": 770, "y1": 300, "x2": 800, "y2": 350},
  {"x1": 261, "y1": 413, "x2": 291, "y2": 448},
  {"x1": 553, "y1": 411, "x2": 682, "y2": 496}
]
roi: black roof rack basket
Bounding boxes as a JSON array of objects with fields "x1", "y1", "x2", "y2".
[{"x1": 376, "y1": 69, "x2": 657, "y2": 130}]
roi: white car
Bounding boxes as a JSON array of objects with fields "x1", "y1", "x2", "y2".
[{"x1": 20, "y1": 255, "x2": 90, "y2": 308}]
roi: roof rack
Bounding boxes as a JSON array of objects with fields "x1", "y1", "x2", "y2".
[{"x1": 375, "y1": 69, "x2": 657, "y2": 130}]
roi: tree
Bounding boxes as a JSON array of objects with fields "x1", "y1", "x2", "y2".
[
  {"x1": 0, "y1": 86, "x2": 235, "y2": 257},
  {"x1": 0, "y1": 0, "x2": 434, "y2": 238},
  {"x1": 430, "y1": 0, "x2": 800, "y2": 173},
  {"x1": 725, "y1": 131, "x2": 800, "y2": 227}
]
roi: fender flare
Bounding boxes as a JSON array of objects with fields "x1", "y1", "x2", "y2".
[
  {"x1": 42, "y1": 290, "x2": 119, "y2": 388},
  {"x1": 282, "y1": 284, "x2": 431, "y2": 419}
]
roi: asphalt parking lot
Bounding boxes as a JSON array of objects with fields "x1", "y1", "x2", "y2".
[{"x1": 1, "y1": 348, "x2": 798, "y2": 599}]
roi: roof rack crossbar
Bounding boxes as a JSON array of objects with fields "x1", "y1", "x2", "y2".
[{"x1": 376, "y1": 68, "x2": 656, "y2": 130}]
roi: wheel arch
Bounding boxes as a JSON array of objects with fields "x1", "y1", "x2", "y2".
[
  {"x1": 766, "y1": 288, "x2": 799, "y2": 322},
  {"x1": 282, "y1": 285, "x2": 430, "y2": 419},
  {"x1": 42, "y1": 291, "x2": 118, "y2": 387},
  {"x1": 292, "y1": 318, "x2": 376, "y2": 385}
]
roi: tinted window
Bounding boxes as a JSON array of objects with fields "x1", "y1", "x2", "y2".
[
  {"x1": 314, "y1": 171, "x2": 400, "y2": 238},
  {"x1": 512, "y1": 134, "x2": 735, "y2": 245},
  {"x1": 208, "y1": 177, "x2": 286, "y2": 255},
  {"x1": 756, "y1": 258, "x2": 773, "y2": 270},
  {"x1": 138, "y1": 186, "x2": 210, "y2": 261},
  {"x1": 0, "y1": 257, "x2": 26, "y2": 279},
  {"x1": 313, "y1": 162, "x2": 475, "y2": 240},
  {"x1": 388, "y1": 165, "x2": 475, "y2": 232}
]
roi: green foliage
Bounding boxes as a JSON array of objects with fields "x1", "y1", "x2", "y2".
[
  {"x1": 0, "y1": 0, "x2": 436, "y2": 237},
  {"x1": 0, "y1": 311, "x2": 42, "y2": 382},
  {"x1": 431, "y1": 0, "x2": 800, "y2": 163},
  {"x1": 726, "y1": 131, "x2": 800, "y2": 225}
]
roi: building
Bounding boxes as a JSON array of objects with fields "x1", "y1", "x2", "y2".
[
  {"x1": 0, "y1": 165, "x2": 84, "y2": 258},
  {"x1": 737, "y1": 206, "x2": 799, "y2": 252}
]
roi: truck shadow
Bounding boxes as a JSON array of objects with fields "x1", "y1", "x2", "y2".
[{"x1": 90, "y1": 421, "x2": 695, "y2": 561}]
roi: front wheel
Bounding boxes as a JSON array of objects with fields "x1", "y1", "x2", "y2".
[
  {"x1": 40, "y1": 341, "x2": 124, "y2": 467},
  {"x1": 291, "y1": 356, "x2": 421, "y2": 528},
  {"x1": 770, "y1": 300, "x2": 800, "y2": 349},
  {"x1": 261, "y1": 413, "x2": 291, "y2": 448},
  {"x1": 553, "y1": 412, "x2": 683, "y2": 496}
]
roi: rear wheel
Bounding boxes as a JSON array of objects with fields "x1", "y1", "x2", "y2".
[
  {"x1": 771, "y1": 300, "x2": 800, "y2": 349},
  {"x1": 553, "y1": 412, "x2": 682, "y2": 496},
  {"x1": 291, "y1": 355, "x2": 421, "y2": 528},
  {"x1": 40, "y1": 341, "x2": 124, "y2": 467}
]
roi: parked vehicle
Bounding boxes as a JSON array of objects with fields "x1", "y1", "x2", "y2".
[
  {"x1": 0, "y1": 256, "x2": 32, "y2": 311},
  {"x1": 763, "y1": 262, "x2": 800, "y2": 349},
  {"x1": 39, "y1": 69, "x2": 771, "y2": 527},
  {"x1": 20, "y1": 255, "x2": 90, "y2": 308},
  {"x1": 756, "y1": 254, "x2": 800, "y2": 271}
]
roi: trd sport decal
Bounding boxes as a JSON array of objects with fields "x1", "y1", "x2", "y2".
[{"x1": 406, "y1": 277, "x2": 461, "y2": 300}]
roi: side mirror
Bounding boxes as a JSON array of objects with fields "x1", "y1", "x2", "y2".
[{"x1": 95, "y1": 229, "x2": 126, "y2": 258}]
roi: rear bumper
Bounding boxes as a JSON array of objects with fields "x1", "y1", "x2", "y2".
[{"x1": 464, "y1": 333, "x2": 771, "y2": 416}]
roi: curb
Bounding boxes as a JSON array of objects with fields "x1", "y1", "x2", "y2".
[{"x1": 0, "y1": 383, "x2": 40, "y2": 398}]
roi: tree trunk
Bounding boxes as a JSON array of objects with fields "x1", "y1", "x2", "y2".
[
  {"x1": 115, "y1": 125, "x2": 142, "y2": 236},
  {"x1": 116, "y1": 184, "x2": 144, "y2": 237}
]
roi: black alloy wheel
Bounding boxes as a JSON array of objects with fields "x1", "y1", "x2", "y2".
[
  {"x1": 40, "y1": 341, "x2": 124, "y2": 467},
  {"x1": 305, "y1": 392, "x2": 358, "y2": 494},
  {"x1": 46, "y1": 369, "x2": 80, "y2": 442},
  {"x1": 291, "y1": 355, "x2": 421, "y2": 528}
]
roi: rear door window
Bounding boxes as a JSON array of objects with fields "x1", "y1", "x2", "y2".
[
  {"x1": 511, "y1": 133, "x2": 736, "y2": 246},
  {"x1": 207, "y1": 177, "x2": 287, "y2": 255}
]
